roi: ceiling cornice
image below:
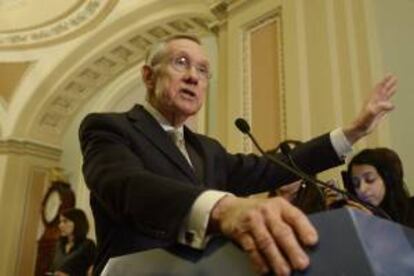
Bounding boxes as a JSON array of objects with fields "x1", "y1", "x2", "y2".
[
  {"x1": 0, "y1": 139, "x2": 61, "y2": 161},
  {"x1": 0, "y1": 0, "x2": 118, "y2": 50}
]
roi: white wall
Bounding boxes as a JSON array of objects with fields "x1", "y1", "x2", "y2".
[{"x1": 374, "y1": 0, "x2": 414, "y2": 192}]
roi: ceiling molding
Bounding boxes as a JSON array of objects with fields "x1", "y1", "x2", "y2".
[
  {"x1": 32, "y1": 17, "x2": 212, "y2": 134},
  {"x1": 0, "y1": 139, "x2": 62, "y2": 161},
  {"x1": 0, "y1": 0, "x2": 84, "y2": 33},
  {"x1": 0, "y1": 0, "x2": 118, "y2": 50},
  {"x1": 10, "y1": 2, "x2": 215, "y2": 146}
]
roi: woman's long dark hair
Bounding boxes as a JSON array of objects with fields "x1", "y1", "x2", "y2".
[
  {"x1": 59, "y1": 208, "x2": 90, "y2": 247},
  {"x1": 346, "y1": 148, "x2": 414, "y2": 227}
]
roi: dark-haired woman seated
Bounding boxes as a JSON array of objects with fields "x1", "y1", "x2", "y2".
[{"x1": 345, "y1": 147, "x2": 414, "y2": 228}]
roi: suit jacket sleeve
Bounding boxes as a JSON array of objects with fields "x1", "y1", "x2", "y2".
[
  {"x1": 80, "y1": 111, "x2": 343, "y2": 242},
  {"x1": 209, "y1": 133, "x2": 343, "y2": 197},
  {"x1": 80, "y1": 113, "x2": 206, "y2": 241}
]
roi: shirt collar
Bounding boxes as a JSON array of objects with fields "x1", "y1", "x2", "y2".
[{"x1": 144, "y1": 101, "x2": 184, "y2": 134}]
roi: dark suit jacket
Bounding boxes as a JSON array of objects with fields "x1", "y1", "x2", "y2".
[{"x1": 79, "y1": 104, "x2": 343, "y2": 274}]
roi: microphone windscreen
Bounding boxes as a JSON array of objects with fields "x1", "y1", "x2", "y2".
[{"x1": 235, "y1": 118, "x2": 250, "y2": 134}]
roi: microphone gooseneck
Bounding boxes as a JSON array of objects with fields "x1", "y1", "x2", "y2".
[
  {"x1": 234, "y1": 118, "x2": 391, "y2": 220},
  {"x1": 279, "y1": 141, "x2": 328, "y2": 210}
]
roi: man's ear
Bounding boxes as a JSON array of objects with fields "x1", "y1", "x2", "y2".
[{"x1": 142, "y1": 65, "x2": 156, "y2": 90}]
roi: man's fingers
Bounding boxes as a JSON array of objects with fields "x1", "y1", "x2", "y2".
[
  {"x1": 219, "y1": 197, "x2": 317, "y2": 275},
  {"x1": 277, "y1": 204, "x2": 316, "y2": 270},
  {"x1": 282, "y1": 203, "x2": 318, "y2": 246},
  {"x1": 380, "y1": 75, "x2": 398, "y2": 97},
  {"x1": 261, "y1": 199, "x2": 316, "y2": 272},
  {"x1": 383, "y1": 77, "x2": 398, "y2": 96},
  {"x1": 250, "y1": 216, "x2": 291, "y2": 275},
  {"x1": 239, "y1": 234, "x2": 269, "y2": 274},
  {"x1": 267, "y1": 218, "x2": 309, "y2": 272},
  {"x1": 377, "y1": 102, "x2": 395, "y2": 112},
  {"x1": 381, "y1": 73, "x2": 396, "y2": 87}
]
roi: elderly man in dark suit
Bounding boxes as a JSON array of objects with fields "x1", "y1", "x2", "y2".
[{"x1": 80, "y1": 34, "x2": 397, "y2": 275}]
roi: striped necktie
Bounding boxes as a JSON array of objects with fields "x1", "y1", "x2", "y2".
[{"x1": 168, "y1": 129, "x2": 193, "y2": 167}]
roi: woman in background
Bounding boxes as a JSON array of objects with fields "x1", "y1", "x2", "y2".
[
  {"x1": 345, "y1": 147, "x2": 414, "y2": 228},
  {"x1": 270, "y1": 141, "x2": 378, "y2": 214},
  {"x1": 49, "y1": 208, "x2": 96, "y2": 276}
]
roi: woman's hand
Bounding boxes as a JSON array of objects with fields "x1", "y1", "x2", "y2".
[
  {"x1": 323, "y1": 179, "x2": 345, "y2": 207},
  {"x1": 343, "y1": 200, "x2": 373, "y2": 215}
]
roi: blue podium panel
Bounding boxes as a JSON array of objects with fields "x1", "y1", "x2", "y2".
[
  {"x1": 102, "y1": 208, "x2": 414, "y2": 276},
  {"x1": 297, "y1": 208, "x2": 414, "y2": 275},
  {"x1": 101, "y1": 238, "x2": 255, "y2": 276}
]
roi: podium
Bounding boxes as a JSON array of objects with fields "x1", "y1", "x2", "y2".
[{"x1": 102, "y1": 208, "x2": 414, "y2": 275}]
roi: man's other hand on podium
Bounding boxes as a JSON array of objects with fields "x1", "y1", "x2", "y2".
[{"x1": 210, "y1": 195, "x2": 318, "y2": 276}]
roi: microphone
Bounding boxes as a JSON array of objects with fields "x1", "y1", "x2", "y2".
[
  {"x1": 234, "y1": 117, "x2": 391, "y2": 219},
  {"x1": 235, "y1": 118, "x2": 251, "y2": 134}
]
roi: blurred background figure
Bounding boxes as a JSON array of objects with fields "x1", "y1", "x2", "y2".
[
  {"x1": 345, "y1": 148, "x2": 414, "y2": 228},
  {"x1": 269, "y1": 140, "x2": 373, "y2": 215},
  {"x1": 48, "y1": 208, "x2": 96, "y2": 276},
  {"x1": 272, "y1": 178, "x2": 329, "y2": 214},
  {"x1": 268, "y1": 140, "x2": 331, "y2": 214}
]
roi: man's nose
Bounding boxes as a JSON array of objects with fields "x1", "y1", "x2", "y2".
[{"x1": 183, "y1": 68, "x2": 199, "y2": 85}]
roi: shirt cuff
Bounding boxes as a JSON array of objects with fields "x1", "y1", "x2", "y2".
[
  {"x1": 330, "y1": 128, "x2": 353, "y2": 160},
  {"x1": 178, "y1": 190, "x2": 230, "y2": 249}
]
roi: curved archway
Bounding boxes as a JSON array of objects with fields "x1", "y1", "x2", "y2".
[{"x1": 9, "y1": 0, "x2": 214, "y2": 147}]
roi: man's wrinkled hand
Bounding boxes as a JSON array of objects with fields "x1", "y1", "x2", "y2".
[{"x1": 211, "y1": 195, "x2": 318, "y2": 275}]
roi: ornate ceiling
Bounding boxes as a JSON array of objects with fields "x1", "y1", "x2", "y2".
[
  {"x1": 30, "y1": 15, "x2": 213, "y2": 143},
  {"x1": 0, "y1": 0, "x2": 220, "y2": 146},
  {"x1": 0, "y1": 0, "x2": 119, "y2": 121},
  {"x1": 0, "y1": 0, "x2": 117, "y2": 49}
]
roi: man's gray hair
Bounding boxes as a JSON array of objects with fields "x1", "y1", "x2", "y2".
[{"x1": 144, "y1": 34, "x2": 202, "y2": 67}]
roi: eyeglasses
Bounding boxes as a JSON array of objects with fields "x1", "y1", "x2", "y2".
[{"x1": 169, "y1": 55, "x2": 211, "y2": 81}]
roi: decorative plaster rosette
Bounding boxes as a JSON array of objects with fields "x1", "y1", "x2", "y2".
[{"x1": 0, "y1": 0, "x2": 118, "y2": 49}]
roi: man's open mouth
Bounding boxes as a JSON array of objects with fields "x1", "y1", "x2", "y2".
[{"x1": 180, "y1": 88, "x2": 196, "y2": 97}]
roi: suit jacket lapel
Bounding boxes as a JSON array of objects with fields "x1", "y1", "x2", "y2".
[
  {"x1": 127, "y1": 105, "x2": 198, "y2": 183},
  {"x1": 185, "y1": 128, "x2": 217, "y2": 187}
]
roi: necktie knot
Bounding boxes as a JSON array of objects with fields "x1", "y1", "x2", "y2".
[{"x1": 169, "y1": 129, "x2": 184, "y2": 148}]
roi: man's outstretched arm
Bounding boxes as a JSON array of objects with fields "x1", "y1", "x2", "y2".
[{"x1": 343, "y1": 74, "x2": 397, "y2": 144}]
